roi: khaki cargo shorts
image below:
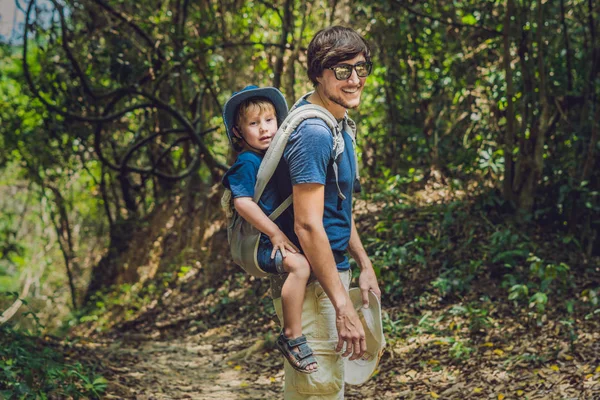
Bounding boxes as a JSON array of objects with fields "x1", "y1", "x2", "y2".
[{"x1": 271, "y1": 270, "x2": 351, "y2": 400}]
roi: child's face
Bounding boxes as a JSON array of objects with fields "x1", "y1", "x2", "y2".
[{"x1": 236, "y1": 104, "x2": 278, "y2": 152}]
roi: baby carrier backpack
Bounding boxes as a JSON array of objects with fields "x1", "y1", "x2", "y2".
[{"x1": 222, "y1": 92, "x2": 360, "y2": 278}]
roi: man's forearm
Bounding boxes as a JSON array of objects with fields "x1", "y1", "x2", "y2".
[
  {"x1": 348, "y1": 217, "x2": 372, "y2": 271},
  {"x1": 295, "y1": 223, "x2": 349, "y2": 311},
  {"x1": 349, "y1": 216, "x2": 382, "y2": 300},
  {"x1": 292, "y1": 184, "x2": 351, "y2": 312}
]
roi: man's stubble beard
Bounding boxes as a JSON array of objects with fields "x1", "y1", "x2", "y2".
[
  {"x1": 331, "y1": 95, "x2": 360, "y2": 110},
  {"x1": 323, "y1": 86, "x2": 363, "y2": 110}
]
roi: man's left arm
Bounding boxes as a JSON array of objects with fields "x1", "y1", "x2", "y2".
[{"x1": 348, "y1": 216, "x2": 381, "y2": 307}]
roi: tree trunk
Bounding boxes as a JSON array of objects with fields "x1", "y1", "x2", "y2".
[
  {"x1": 560, "y1": 0, "x2": 573, "y2": 92},
  {"x1": 380, "y1": 36, "x2": 401, "y2": 174},
  {"x1": 502, "y1": 0, "x2": 516, "y2": 205},
  {"x1": 84, "y1": 217, "x2": 136, "y2": 304},
  {"x1": 273, "y1": 0, "x2": 293, "y2": 90},
  {"x1": 580, "y1": 0, "x2": 599, "y2": 182},
  {"x1": 284, "y1": 1, "x2": 310, "y2": 101},
  {"x1": 509, "y1": 0, "x2": 557, "y2": 213},
  {"x1": 516, "y1": 0, "x2": 550, "y2": 211},
  {"x1": 47, "y1": 186, "x2": 79, "y2": 310}
]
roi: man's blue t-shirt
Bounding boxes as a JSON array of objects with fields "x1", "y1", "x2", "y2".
[{"x1": 275, "y1": 99, "x2": 357, "y2": 271}]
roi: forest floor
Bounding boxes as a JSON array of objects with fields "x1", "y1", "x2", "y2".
[
  {"x1": 69, "y1": 189, "x2": 600, "y2": 399},
  {"x1": 76, "y1": 271, "x2": 600, "y2": 400}
]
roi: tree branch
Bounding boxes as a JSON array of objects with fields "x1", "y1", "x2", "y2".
[
  {"x1": 394, "y1": 0, "x2": 504, "y2": 37},
  {"x1": 22, "y1": 7, "x2": 157, "y2": 123},
  {"x1": 51, "y1": 0, "x2": 98, "y2": 100},
  {"x1": 91, "y1": 0, "x2": 164, "y2": 62},
  {"x1": 255, "y1": 0, "x2": 282, "y2": 21},
  {"x1": 0, "y1": 273, "x2": 33, "y2": 325}
]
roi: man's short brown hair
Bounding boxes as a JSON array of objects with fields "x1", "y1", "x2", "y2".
[{"x1": 307, "y1": 26, "x2": 371, "y2": 86}]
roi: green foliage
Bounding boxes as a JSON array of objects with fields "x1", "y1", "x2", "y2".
[
  {"x1": 489, "y1": 228, "x2": 530, "y2": 267},
  {"x1": 0, "y1": 323, "x2": 106, "y2": 399},
  {"x1": 75, "y1": 281, "x2": 157, "y2": 332},
  {"x1": 503, "y1": 254, "x2": 575, "y2": 324},
  {"x1": 431, "y1": 259, "x2": 484, "y2": 296},
  {"x1": 448, "y1": 303, "x2": 494, "y2": 334},
  {"x1": 382, "y1": 303, "x2": 488, "y2": 364},
  {"x1": 365, "y1": 174, "x2": 596, "y2": 331},
  {"x1": 447, "y1": 337, "x2": 475, "y2": 361}
]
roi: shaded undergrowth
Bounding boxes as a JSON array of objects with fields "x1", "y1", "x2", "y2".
[
  {"x1": 0, "y1": 323, "x2": 106, "y2": 399},
  {"x1": 68, "y1": 178, "x2": 600, "y2": 398},
  {"x1": 4, "y1": 179, "x2": 600, "y2": 398}
]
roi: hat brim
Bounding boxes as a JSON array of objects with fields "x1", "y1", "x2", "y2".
[
  {"x1": 344, "y1": 288, "x2": 385, "y2": 385},
  {"x1": 223, "y1": 86, "x2": 288, "y2": 149}
]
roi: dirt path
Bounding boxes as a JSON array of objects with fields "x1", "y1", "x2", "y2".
[
  {"x1": 80, "y1": 269, "x2": 599, "y2": 399},
  {"x1": 96, "y1": 325, "x2": 382, "y2": 399},
  {"x1": 95, "y1": 318, "x2": 600, "y2": 400},
  {"x1": 101, "y1": 328, "x2": 284, "y2": 399}
]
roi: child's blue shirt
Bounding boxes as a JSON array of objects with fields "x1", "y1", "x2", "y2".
[
  {"x1": 222, "y1": 150, "x2": 293, "y2": 245},
  {"x1": 222, "y1": 150, "x2": 278, "y2": 216}
]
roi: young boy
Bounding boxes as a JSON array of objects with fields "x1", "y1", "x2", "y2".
[{"x1": 221, "y1": 85, "x2": 317, "y2": 374}]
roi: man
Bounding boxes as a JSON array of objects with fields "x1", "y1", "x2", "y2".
[{"x1": 271, "y1": 26, "x2": 381, "y2": 399}]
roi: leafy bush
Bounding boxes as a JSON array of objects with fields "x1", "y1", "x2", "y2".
[
  {"x1": 0, "y1": 324, "x2": 106, "y2": 399},
  {"x1": 448, "y1": 303, "x2": 494, "y2": 334},
  {"x1": 503, "y1": 254, "x2": 575, "y2": 324},
  {"x1": 363, "y1": 180, "x2": 595, "y2": 329}
]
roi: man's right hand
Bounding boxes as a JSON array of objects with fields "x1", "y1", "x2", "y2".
[{"x1": 335, "y1": 302, "x2": 366, "y2": 360}]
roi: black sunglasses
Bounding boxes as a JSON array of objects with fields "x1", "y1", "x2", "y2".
[{"x1": 327, "y1": 61, "x2": 373, "y2": 80}]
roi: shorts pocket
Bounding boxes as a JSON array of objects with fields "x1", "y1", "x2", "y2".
[{"x1": 291, "y1": 349, "x2": 343, "y2": 395}]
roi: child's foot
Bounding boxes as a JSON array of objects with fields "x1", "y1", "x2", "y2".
[{"x1": 275, "y1": 331, "x2": 318, "y2": 374}]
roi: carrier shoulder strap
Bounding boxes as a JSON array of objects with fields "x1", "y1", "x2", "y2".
[
  {"x1": 343, "y1": 114, "x2": 361, "y2": 191},
  {"x1": 253, "y1": 99, "x2": 339, "y2": 221}
]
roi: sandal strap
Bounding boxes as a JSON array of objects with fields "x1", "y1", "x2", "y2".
[
  {"x1": 276, "y1": 332, "x2": 318, "y2": 373},
  {"x1": 296, "y1": 353, "x2": 317, "y2": 369},
  {"x1": 291, "y1": 342, "x2": 314, "y2": 359},
  {"x1": 285, "y1": 334, "x2": 307, "y2": 348}
]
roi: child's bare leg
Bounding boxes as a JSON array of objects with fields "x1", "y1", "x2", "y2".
[
  {"x1": 281, "y1": 252, "x2": 310, "y2": 338},
  {"x1": 280, "y1": 252, "x2": 316, "y2": 371}
]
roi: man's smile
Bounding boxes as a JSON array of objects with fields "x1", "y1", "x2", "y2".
[{"x1": 342, "y1": 86, "x2": 361, "y2": 94}]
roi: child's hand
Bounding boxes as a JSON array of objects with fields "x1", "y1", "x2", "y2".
[{"x1": 269, "y1": 231, "x2": 299, "y2": 259}]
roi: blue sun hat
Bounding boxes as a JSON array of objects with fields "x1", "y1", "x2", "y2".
[{"x1": 223, "y1": 85, "x2": 288, "y2": 151}]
